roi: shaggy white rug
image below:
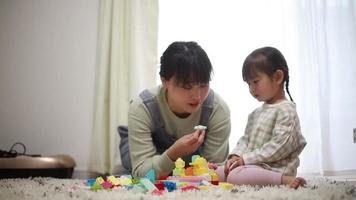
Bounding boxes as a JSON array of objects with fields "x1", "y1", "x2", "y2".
[{"x1": 0, "y1": 177, "x2": 355, "y2": 200}]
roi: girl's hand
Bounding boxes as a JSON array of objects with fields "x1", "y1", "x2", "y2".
[
  {"x1": 224, "y1": 155, "x2": 244, "y2": 175},
  {"x1": 166, "y1": 130, "x2": 205, "y2": 161},
  {"x1": 208, "y1": 162, "x2": 218, "y2": 170}
]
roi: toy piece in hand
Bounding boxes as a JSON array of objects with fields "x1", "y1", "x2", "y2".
[{"x1": 194, "y1": 125, "x2": 207, "y2": 130}]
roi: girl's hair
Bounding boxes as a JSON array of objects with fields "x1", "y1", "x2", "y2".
[
  {"x1": 242, "y1": 46, "x2": 294, "y2": 102},
  {"x1": 159, "y1": 41, "x2": 213, "y2": 86}
]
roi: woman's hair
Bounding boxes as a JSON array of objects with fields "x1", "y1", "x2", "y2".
[
  {"x1": 159, "y1": 41, "x2": 213, "y2": 86},
  {"x1": 242, "y1": 46, "x2": 294, "y2": 102}
]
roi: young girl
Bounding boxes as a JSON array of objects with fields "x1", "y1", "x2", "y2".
[{"x1": 215, "y1": 47, "x2": 307, "y2": 189}]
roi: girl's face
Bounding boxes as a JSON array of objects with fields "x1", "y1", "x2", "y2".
[
  {"x1": 162, "y1": 76, "x2": 209, "y2": 116},
  {"x1": 247, "y1": 70, "x2": 284, "y2": 104}
]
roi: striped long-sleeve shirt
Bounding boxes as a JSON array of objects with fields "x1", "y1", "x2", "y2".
[{"x1": 230, "y1": 100, "x2": 306, "y2": 176}]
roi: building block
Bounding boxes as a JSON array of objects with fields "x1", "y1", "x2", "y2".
[{"x1": 139, "y1": 178, "x2": 158, "y2": 192}]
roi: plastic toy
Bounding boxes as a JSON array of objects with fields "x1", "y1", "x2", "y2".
[
  {"x1": 173, "y1": 158, "x2": 185, "y2": 176},
  {"x1": 219, "y1": 182, "x2": 234, "y2": 190},
  {"x1": 181, "y1": 185, "x2": 200, "y2": 192},
  {"x1": 101, "y1": 181, "x2": 113, "y2": 189},
  {"x1": 107, "y1": 175, "x2": 120, "y2": 186},
  {"x1": 194, "y1": 125, "x2": 207, "y2": 130},
  {"x1": 140, "y1": 178, "x2": 157, "y2": 192},
  {"x1": 169, "y1": 155, "x2": 220, "y2": 187},
  {"x1": 145, "y1": 169, "x2": 156, "y2": 183},
  {"x1": 86, "y1": 155, "x2": 233, "y2": 194}
]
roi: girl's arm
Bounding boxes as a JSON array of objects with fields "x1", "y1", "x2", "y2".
[{"x1": 229, "y1": 113, "x2": 253, "y2": 157}]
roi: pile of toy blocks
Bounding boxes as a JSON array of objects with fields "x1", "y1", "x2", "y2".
[{"x1": 86, "y1": 155, "x2": 234, "y2": 195}]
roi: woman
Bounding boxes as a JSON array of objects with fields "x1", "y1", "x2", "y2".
[{"x1": 128, "y1": 41, "x2": 231, "y2": 177}]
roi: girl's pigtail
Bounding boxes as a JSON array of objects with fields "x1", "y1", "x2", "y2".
[{"x1": 285, "y1": 76, "x2": 294, "y2": 102}]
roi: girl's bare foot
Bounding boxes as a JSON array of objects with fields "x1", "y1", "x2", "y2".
[{"x1": 290, "y1": 177, "x2": 306, "y2": 189}]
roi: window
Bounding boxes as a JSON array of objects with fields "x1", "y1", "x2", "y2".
[{"x1": 158, "y1": 0, "x2": 289, "y2": 147}]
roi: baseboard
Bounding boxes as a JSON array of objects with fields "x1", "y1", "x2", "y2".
[
  {"x1": 323, "y1": 169, "x2": 356, "y2": 176},
  {"x1": 299, "y1": 169, "x2": 356, "y2": 177}
]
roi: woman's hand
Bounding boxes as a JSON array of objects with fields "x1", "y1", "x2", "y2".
[
  {"x1": 166, "y1": 130, "x2": 205, "y2": 161},
  {"x1": 224, "y1": 155, "x2": 244, "y2": 175}
]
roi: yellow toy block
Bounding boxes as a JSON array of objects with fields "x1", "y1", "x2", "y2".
[
  {"x1": 178, "y1": 182, "x2": 188, "y2": 187},
  {"x1": 191, "y1": 157, "x2": 209, "y2": 175},
  {"x1": 95, "y1": 177, "x2": 105, "y2": 184},
  {"x1": 219, "y1": 182, "x2": 234, "y2": 190},
  {"x1": 120, "y1": 177, "x2": 133, "y2": 186},
  {"x1": 107, "y1": 175, "x2": 120, "y2": 186},
  {"x1": 210, "y1": 172, "x2": 219, "y2": 181},
  {"x1": 198, "y1": 185, "x2": 211, "y2": 191},
  {"x1": 175, "y1": 158, "x2": 185, "y2": 169},
  {"x1": 173, "y1": 168, "x2": 185, "y2": 176},
  {"x1": 173, "y1": 158, "x2": 186, "y2": 176}
]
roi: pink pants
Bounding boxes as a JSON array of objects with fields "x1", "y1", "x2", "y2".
[{"x1": 215, "y1": 165, "x2": 282, "y2": 186}]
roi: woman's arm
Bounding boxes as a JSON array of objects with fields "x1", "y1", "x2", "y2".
[
  {"x1": 201, "y1": 96, "x2": 231, "y2": 165},
  {"x1": 128, "y1": 101, "x2": 175, "y2": 178}
]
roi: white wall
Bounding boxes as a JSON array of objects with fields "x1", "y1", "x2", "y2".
[{"x1": 0, "y1": 0, "x2": 98, "y2": 171}]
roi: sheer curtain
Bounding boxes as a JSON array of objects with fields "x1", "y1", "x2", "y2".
[
  {"x1": 288, "y1": 0, "x2": 356, "y2": 175},
  {"x1": 89, "y1": 0, "x2": 158, "y2": 174},
  {"x1": 158, "y1": 0, "x2": 356, "y2": 175}
]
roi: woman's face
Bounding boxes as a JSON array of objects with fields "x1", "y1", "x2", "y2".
[{"x1": 162, "y1": 76, "x2": 210, "y2": 116}]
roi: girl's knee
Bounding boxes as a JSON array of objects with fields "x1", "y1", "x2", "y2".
[
  {"x1": 215, "y1": 166, "x2": 226, "y2": 182},
  {"x1": 226, "y1": 165, "x2": 282, "y2": 186},
  {"x1": 226, "y1": 166, "x2": 245, "y2": 184}
]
